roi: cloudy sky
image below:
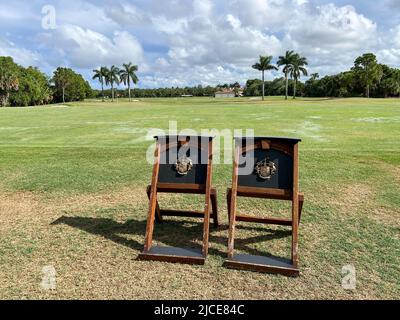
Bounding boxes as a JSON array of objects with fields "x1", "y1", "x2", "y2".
[{"x1": 0, "y1": 0, "x2": 399, "y2": 88}]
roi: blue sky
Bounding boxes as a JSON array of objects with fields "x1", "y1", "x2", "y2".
[{"x1": 0, "y1": 0, "x2": 399, "y2": 88}]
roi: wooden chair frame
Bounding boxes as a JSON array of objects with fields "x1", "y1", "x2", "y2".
[
  {"x1": 224, "y1": 137, "x2": 304, "y2": 277},
  {"x1": 138, "y1": 136, "x2": 218, "y2": 265}
]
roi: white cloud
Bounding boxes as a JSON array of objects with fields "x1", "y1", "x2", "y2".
[
  {"x1": 228, "y1": 0, "x2": 289, "y2": 30},
  {"x1": 104, "y1": 2, "x2": 149, "y2": 27},
  {"x1": 225, "y1": 1, "x2": 378, "y2": 75},
  {"x1": 287, "y1": 4, "x2": 377, "y2": 51},
  {"x1": 192, "y1": 0, "x2": 214, "y2": 17},
  {"x1": 54, "y1": 0, "x2": 118, "y2": 33},
  {"x1": 145, "y1": 0, "x2": 380, "y2": 86},
  {"x1": 1, "y1": 0, "x2": 399, "y2": 88},
  {"x1": 140, "y1": 63, "x2": 254, "y2": 88},
  {"x1": 40, "y1": 25, "x2": 144, "y2": 69},
  {"x1": 377, "y1": 25, "x2": 400, "y2": 67},
  {"x1": 282, "y1": 3, "x2": 378, "y2": 73},
  {"x1": 151, "y1": 16, "x2": 188, "y2": 35},
  {"x1": 145, "y1": 0, "x2": 194, "y2": 19},
  {"x1": 151, "y1": 3, "x2": 282, "y2": 84},
  {"x1": 0, "y1": 2, "x2": 37, "y2": 23},
  {"x1": 226, "y1": 14, "x2": 242, "y2": 29},
  {"x1": 0, "y1": 38, "x2": 41, "y2": 67}
]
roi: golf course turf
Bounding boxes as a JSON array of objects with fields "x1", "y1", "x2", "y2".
[{"x1": 0, "y1": 97, "x2": 399, "y2": 299}]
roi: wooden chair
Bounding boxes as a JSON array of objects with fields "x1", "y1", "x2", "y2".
[
  {"x1": 138, "y1": 135, "x2": 218, "y2": 265},
  {"x1": 224, "y1": 137, "x2": 304, "y2": 276}
]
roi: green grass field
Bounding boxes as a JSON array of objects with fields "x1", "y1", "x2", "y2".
[{"x1": 0, "y1": 97, "x2": 399, "y2": 299}]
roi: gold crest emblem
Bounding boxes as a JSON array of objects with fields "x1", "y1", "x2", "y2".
[
  {"x1": 255, "y1": 158, "x2": 277, "y2": 180},
  {"x1": 175, "y1": 156, "x2": 193, "y2": 176}
]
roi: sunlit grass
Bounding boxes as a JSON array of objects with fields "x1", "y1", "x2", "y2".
[{"x1": 0, "y1": 97, "x2": 399, "y2": 299}]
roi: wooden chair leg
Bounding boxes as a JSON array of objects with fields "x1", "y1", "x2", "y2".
[
  {"x1": 202, "y1": 142, "x2": 213, "y2": 257},
  {"x1": 299, "y1": 193, "x2": 304, "y2": 223},
  {"x1": 146, "y1": 185, "x2": 163, "y2": 223},
  {"x1": 292, "y1": 190, "x2": 299, "y2": 266},
  {"x1": 226, "y1": 188, "x2": 232, "y2": 224},
  {"x1": 211, "y1": 190, "x2": 219, "y2": 228},
  {"x1": 143, "y1": 144, "x2": 161, "y2": 252},
  {"x1": 227, "y1": 187, "x2": 238, "y2": 260}
]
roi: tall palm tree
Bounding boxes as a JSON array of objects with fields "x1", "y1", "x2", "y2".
[
  {"x1": 119, "y1": 63, "x2": 139, "y2": 102},
  {"x1": 92, "y1": 67, "x2": 108, "y2": 101},
  {"x1": 252, "y1": 55, "x2": 278, "y2": 101},
  {"x1": 105, "y1": 65, "x2": 120, "y2": 102},
  {"x1": 288, "y1": 54, "x2": 308, "y2": 99},
  {"x1": 277, "y1": 50, "x2": 297, "y2": 100}
]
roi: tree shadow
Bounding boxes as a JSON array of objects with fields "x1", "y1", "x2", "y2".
[{"x1": 52, "y1": 216, "x2": 291, "y2": 258}]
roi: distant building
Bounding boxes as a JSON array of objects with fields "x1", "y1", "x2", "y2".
[
  {"x1": 215, "y1": 91, "x2": 235, "y2": 98},
  {"x1": 215, "y1": 88, "x2": 243, "y2": 98},
  {"x1": 215, "y1": 88, "x2": 236, "y2": 98}
]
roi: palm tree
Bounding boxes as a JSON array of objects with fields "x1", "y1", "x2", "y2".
[
  {"x1": 119, "y1": 63, "x2": 139, "y2": 102},
  {"x1": 288, "y1": 54, "x2": 308, "y2": 99},
  {"x1": 310, "y1": 73, "x2": 319, "y2": 81},
  {"x1": 92, "y1": 67, "x2": 108, "y2": 101},
  {"x1": 105, "y1": 65, "x2": 120, "y2": 102},
  {"x1": 353, "y1": 53, "x2": 383, "y2": 98},
  {"x1": 277, "y1": 50, "x2": 297, "y2": 100},
  {"x1": 252, "y1": 55, "x2": 278, "y2": 101}
]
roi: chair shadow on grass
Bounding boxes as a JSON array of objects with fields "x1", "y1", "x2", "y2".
[
  {"x1": 209, "y1": 225, "x2": 292, "y2": 258},
  {"x1": 52, "y1": 216, "x2": 147, "y2": 251},
  {"x1": 52, "y1": 216, "x2": 291, "y2": 258}
]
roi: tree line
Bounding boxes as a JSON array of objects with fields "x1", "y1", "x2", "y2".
[
  {"x1": 0, "y1": 56, "x2": 92, "y2": 107},
  {"x1": 246, "y1": 52, "x2": 400, "y2": 99},
  {"x1": 1, "y1": 51, "x2": 400, "y2": 107},
  {"x1": 92, "y1": 85, "x2": 218, "y2": 99},
  {"x1": 100, "y1": 52, "x2": 398, "y2": 100}
]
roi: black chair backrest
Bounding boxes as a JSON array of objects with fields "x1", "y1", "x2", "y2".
[
  {"x1": 236, "y1": 137, "x2": 301, "y2": 190},
  {"x1": 156, "y1": 135, "x2": 213, "y2": 185}
]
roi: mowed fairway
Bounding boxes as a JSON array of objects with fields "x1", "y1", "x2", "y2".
[{"x1": 0, "y1": 97, "x2": 399, "y2": 299}]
